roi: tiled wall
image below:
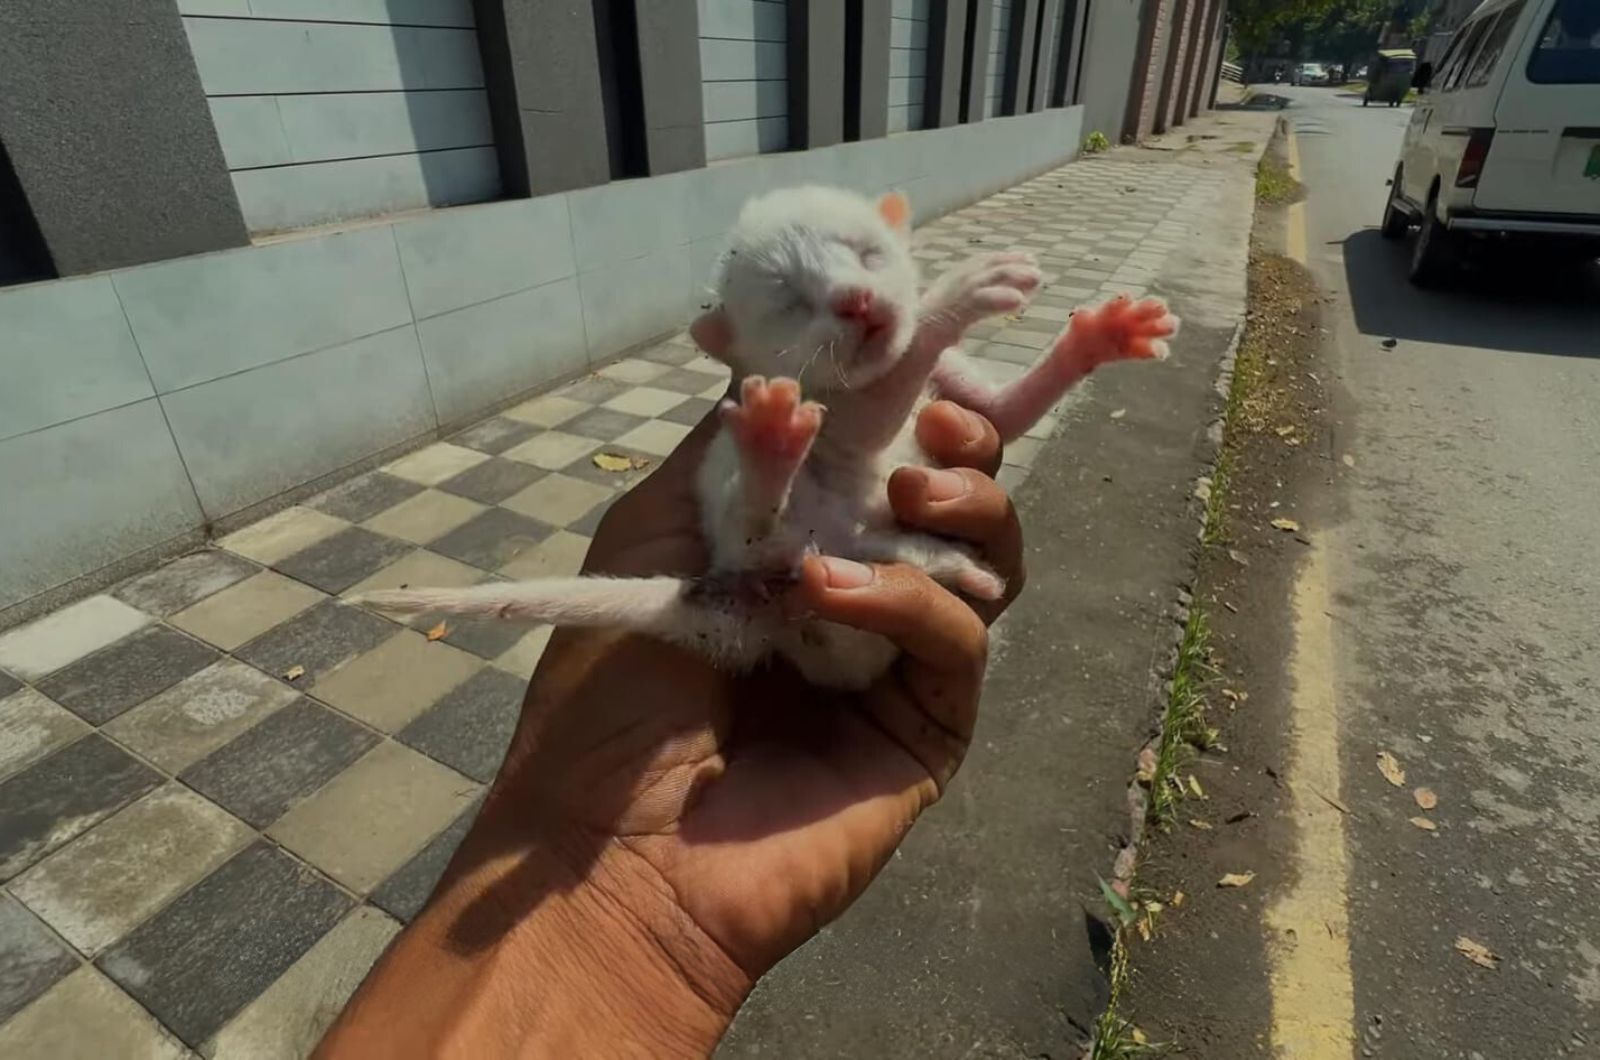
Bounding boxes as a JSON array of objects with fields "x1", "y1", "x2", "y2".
[
  {"x1": 888, "y1": 0, "x2": 932, "y2": 133},
  {"x1": 0, "y1": 103, "x2": 1085, "y2": 621},
  {"x1": 178, "y1": 0, "x2": 499, "y2": 234},
  {"x1": 699, "y1": 0, "x2": 790, "y2": 161}
]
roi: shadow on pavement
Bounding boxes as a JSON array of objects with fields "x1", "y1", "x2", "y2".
[
  {"x1": 1218, "y1": 91, "x2": 1291, "y2": 111},
  {"x1": 1341, "y1": 228, "x2": 1600, "y2": 358}
]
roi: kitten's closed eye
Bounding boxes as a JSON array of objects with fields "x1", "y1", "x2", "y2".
[{"x1": 859, "y1": 247, "x2": 886, "y2": 270}]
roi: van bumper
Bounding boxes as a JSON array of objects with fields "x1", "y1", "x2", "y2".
[{"x1": 1447, "y1": 213, "x2": 1600, "y2": 237}]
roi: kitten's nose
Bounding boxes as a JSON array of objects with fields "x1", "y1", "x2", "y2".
[{"x1": 830, "y1": 287, "x2": 874, "y2": 322}]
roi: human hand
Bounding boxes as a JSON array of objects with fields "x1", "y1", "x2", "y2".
[{"x1": 319, "y1": 400, "x2": 1025, "y2": 1058}]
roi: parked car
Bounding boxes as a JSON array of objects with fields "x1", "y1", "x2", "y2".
[
  {"x1": 1381, "y1": 0, "x2": 1600, "y2": 286},
  {"x1": 1292, "y1": 62, "x2": 1330, "y2": 85}
]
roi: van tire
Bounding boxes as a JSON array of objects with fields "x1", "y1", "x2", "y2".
[
  {"x1": 1381, "y1": 170, "x2": 1410, "y2": 240},
  {"x1": 1409, "y1": 191, "x2": 1456, "y2": 288}
]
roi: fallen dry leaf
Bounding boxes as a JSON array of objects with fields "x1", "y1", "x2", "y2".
[
  {"x1": 1377, "y1": 751, "x2": 1406, "y2": 787},
  {"x1": 1270, "y1": 518, "x2": 1302, "y2": 532},
  {"x1": 1188, "y1": 818, "x2": 1213, "y2": 830},
  {"x1": 1218, "y1": 872, "x2": 1256, "y2": 889},
  {"x1": 592, "y1": 452, "x2": 634, "y2": 473},
  {"x1": 1110, "y1": 408, "x2": 1127, "y2": 419},
  {"x1": 283, "y1": 664, "x2": 305, "y2": 681},
  {"x1": 1341, "y1": 454, "x2": 1356, "y2": 467},
  {"x1": 1171, "y1": 890, "x2": 1187, "y2": 908},
  {"x1": 1136, "y1": 747, "x2": 1158, "y2": 783},
  {"x1": 1187, "y1": 774, "x2": 1206, "y2": 798},
  {"x1": 1136, "y1": 918, "x2": 1152, "y2": 942},
  {"x1": 1410, "y1": 816, "x2": 1437, "y2": 831},
  {"x1": 1414, "y1": 787, "x2": 1438, "y2": 810},
  {"x1": 426, "y1": 621, "x2": 449, "y2": 642},
  {"x1": 1455, "y1": 936, "x2": 1499, "y2": 969},
  {"x1": 1131, "y1": 1027, "x2": 1149, "y2": 1046}
]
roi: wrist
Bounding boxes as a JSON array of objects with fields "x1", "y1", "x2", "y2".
[{"x1": 321, "y1": 811, "x2": 752, "y2": 1057}]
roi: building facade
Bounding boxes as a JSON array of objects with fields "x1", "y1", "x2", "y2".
[{"x1": 0, "y1": 0, "x2": 1224, "y2": 622}]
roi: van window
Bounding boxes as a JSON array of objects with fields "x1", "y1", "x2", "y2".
[
  {"x1": 1441, "y1": 17, "x2": 1493, "y2": 91},
  {"x1": 1465, "y1": 1, "x2": 1527, "y2": 87},
  {"x1": 1528, "y1": 0, "x2": 1600, "y2": 83}
]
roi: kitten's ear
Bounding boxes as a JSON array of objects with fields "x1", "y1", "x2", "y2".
[
  {"x1": 689, "y1": 307, "x2": 733, "y2": 358},
  {"x1": 877, "y1": 190, "x2": 912, "y2": 237}
]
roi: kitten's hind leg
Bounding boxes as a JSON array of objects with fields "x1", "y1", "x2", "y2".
[
  {"x1": 854, "y1": 533, "x2": 1006, "y2": 602},
  {"x1": 720, "y1": 376, "x2": 824, "y2": 545},
  {"x1": 931, "y1": 295, "x2": 1178, "y2": 442}
]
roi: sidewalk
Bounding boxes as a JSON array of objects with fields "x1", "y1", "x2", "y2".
[{"x1": 0, "y1": 109, "x2": 1271, "y2": 1057}]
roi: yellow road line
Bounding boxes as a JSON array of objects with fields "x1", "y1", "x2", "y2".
[
  {"x1": 1266, "y1": 540, "x2": 1356, "y2": 1057},
  {"x1": 1286, "y1": 127, "x2": 1309, "y2": 265}
]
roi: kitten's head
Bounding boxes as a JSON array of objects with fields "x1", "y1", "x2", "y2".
[{"x1": 691, "y1": 186, "x2": 920, "y2": 391}]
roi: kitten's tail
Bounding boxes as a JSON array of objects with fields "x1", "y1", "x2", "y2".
[{"x1": 352, "y1": 577, "x2": 762, "y2": 664}]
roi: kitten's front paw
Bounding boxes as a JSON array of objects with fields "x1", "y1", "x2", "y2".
[
  {"x1": 1063, "y1": 295, "x2": 1179, "y2": 366},
  {"x1": 923, "y1": 251, "x2": 1044, "y2": 322},
  {"x1": 720, "y1": 376, "x2": 824, "y2": 465}
]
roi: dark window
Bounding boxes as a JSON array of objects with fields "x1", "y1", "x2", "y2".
[
  {"x1": 1528, "y1": 0, "x2": 1600, "y2": 84},
  {"x1": 1442, "y1": 17, "x2": 1494, "y2": 91},
  {"x1": 1465, "y1": 2, "x2": 1527, "y2": 88}
]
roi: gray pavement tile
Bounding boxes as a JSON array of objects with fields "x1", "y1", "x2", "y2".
[
  {"x1": 450, "y1": 415, "x2": 541, "y2": 456},
  {"x1": 0, "y1": 735, "x2": 162, "y2": 881},
  {"x1": 557, "y1": 376, "x2": 630, "y2": 404},
  {"x1": 563, "y1": 407, "x2": 650, "y2": 443},
  {"x1": 179, "y1": 699, "x2": 379, "y2": 829},
  {"x1": 0, "y1": 895, "x2": 79, "y2": 1023},
  {"x1": 649, "y1": 367, "x2": 723, "y2": 395},
  {"x1": 112, "y1": 550, "x2": 258, "y2": 617},
  {"x1": 661, "y1": 395, "x2": 717, "y2": 427},
  {"x1": 369, "y1": 798, "x2": 482, "y2": 923},
  {"x1": 234, "y1": 599, "x2": 395, "y2": 685},
  {"x1": 273, "y1": 526, "x2": 413, "y2": 595},
  {"x1": 307, "y1": 471, "x2": 425, "y2": 523},
  {"x1": 429, "y1": 507, "x2": 553, "y2": 572},
  {"x1": 434, "y1": 616, "x2": 528, "y2": 662},
  {"x1": 435, "y1": 457, "x2": 546, "y2": 506},
  {"x1": 97, "y1": 841, "x2": 351, "y2": 1048},
  {"x1": 36, "y1": 625, "x2": 220, "y2": 725},
  {"x1": 398, "y1": 669, "x2": 525, "y2": 783},
  {"x1": 638, "y1": 342, "x2": 699, "y2": 366},
  {"x1": 567, "y1": 495, "x2": 616, "y2": 538},
  {"x1": 0, "y1": 669, "x2": 19, "y2": 701}
]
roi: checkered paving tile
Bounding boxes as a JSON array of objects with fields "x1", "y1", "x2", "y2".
[{"x1": 0, "y1": 152, "x2": 1222, "y2": 1055}]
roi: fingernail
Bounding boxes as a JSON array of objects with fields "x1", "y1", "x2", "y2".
[
  {"x1": 921, "y1": 467, "x2": 970, "y2": 501},
  {"x1": 955, "y1": 407, "x2": 987, "y2": 444},
  {"x1": 821, "y1": 556, "x2": 875, "y2": 589}
]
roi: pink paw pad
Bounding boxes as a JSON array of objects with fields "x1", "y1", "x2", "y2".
[
  {"x1": 720, "y1": 376, "x2": 824, "y2": 463},
  {"x1": 1065, "y1": 295, "x2": 1180, "y2": 364}
]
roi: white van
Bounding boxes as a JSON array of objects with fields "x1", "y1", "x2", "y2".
[{"x1": 1380, "y1": 0, "x2": 1600, "y2": 286}]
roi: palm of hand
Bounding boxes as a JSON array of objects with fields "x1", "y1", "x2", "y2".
[{"x1": 507, "y1": 419, "x2": 958, "y2": 974}]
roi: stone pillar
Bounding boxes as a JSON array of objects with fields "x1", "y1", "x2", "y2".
[
  {"x1": 846, "y1": 0, "x2": 892, "y2": 141},
  {"x1": 789, "y1": 0, "x2": 847, "y2": 149},
  {"x1": 926, "y1": 0, "x2": 971, "y2": 128}
]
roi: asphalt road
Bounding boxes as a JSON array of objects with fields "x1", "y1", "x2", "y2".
[{"x1": 1285, "y1": 84, "x2": 1600, "y2": 1058}]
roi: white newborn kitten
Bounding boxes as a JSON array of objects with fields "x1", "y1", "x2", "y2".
[{"x1": 358, "y1": 186, "x2": 1177, "y2": 688}]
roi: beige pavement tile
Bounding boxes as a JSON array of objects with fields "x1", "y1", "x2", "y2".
[
  {"x1": 502, "y1": 393, "x2": 588, "y2": 428},
  {"x1": 12, "y1": 784, "x2": 252, "y2": 955},
  {"x1": 596, "y1": 358, "x2": 668, "y2": 384},
  {"x1": 496, "y1": 530, "x2": 591, "y2": 580},
  {"x1": 0, "y1": 967, "x2": 189, "y2": 1060},
  {"x1": 0, "y1": 688, "x2": 91, "y2": 783},
  {"x1": 201, "y1": 905, "x2": 400, "y2": 1060},
  {"x1": 502, "y1": 475, "x2": 613, "y2": 528},
  {"x1": 104, "y1": 659, "x2": 298, "y2": 774},
  {"x1": 1002, "y1": 436, "x2": 1045, "y2": 470},
  {"x1": 0, "y1": 595, "x2": 151, "y2": 682},
  {"x1": 360, "y1": 489, "x2": 485, "y2": 545},
  {"x1": 382, "y1": 443, "x2": 488, "y2": 486},
  {"x1": 492, "y1": 627, "x2": 553, "y2": 679},
  {"x1": 268, "y1": 741, "x2": 478, "y2": 893},
  {"x1": 682, "y1": 355, "x2": 729, "y2": 376},
  {"x1": 501, "y1": 430, "x2": 600, "y2": 471},
  {"x1": 312, "y1": 630, "x2": 483, "y2": 732},
  {"x1": 614, "y1": 419, "x2": 694, "y2": 457},
  {"x1": 170, "y1": 571, "x2": 325, "y2": 652},
  {"x1": 601, "y1": 386, "x2": 688, "y2": 418},
  {"x1": 218, "y1": 507, "x2": 348, "y2": 566}
]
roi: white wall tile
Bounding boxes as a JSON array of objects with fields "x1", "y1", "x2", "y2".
[{"x1": 393, "y1": 195, "x2": 576, "y2": 320}]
